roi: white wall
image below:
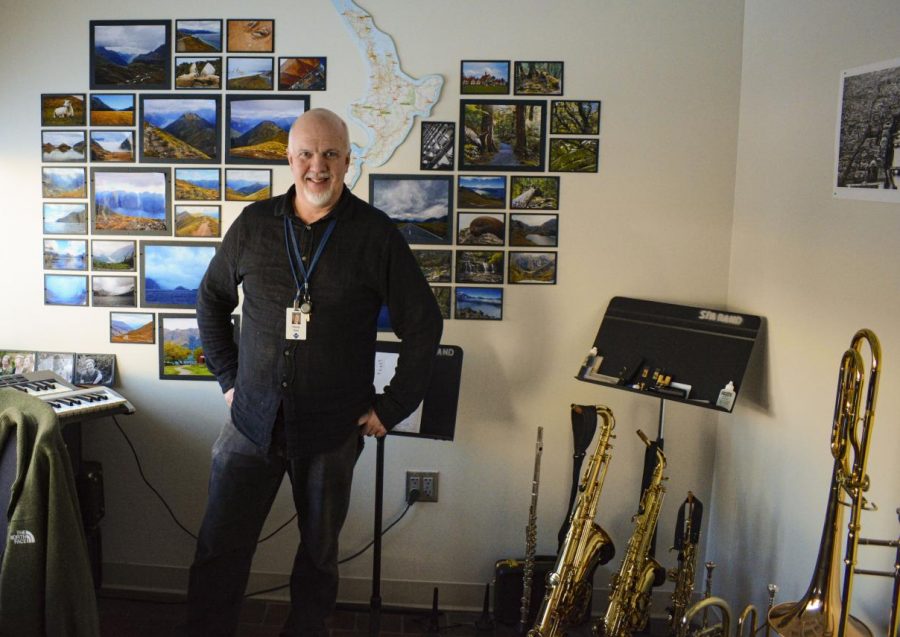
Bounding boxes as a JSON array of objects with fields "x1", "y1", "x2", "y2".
[
  {"x1": 0, "y1": 0, "x2": 747, "y2": 613},
  {"x1": 711, "y1": 0, "x2": 900, "y2": 631}
]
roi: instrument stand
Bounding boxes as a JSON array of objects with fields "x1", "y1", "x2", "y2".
[{"x1": 369, "y1": 436, "x2": 385, "y2": 637}]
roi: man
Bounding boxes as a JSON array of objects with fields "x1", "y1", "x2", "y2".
[
  {"x1": 76, "y1": 357, "x2": 103, "y2": 385},
  {"x1": 187, "y1": 108, "x2": 443, "y2": 637}
]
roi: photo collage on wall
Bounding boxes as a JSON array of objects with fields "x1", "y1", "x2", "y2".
[
  {"x1": 405, "y1": 59, "x2": 601, "y2": 321},
  {"x1": 37, "y1": 18, "x2": 324, "y2": 380}
]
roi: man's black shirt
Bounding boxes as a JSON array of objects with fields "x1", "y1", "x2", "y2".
[{"x1": 197, "y1": 185, "x2": 443, "y2": 455}]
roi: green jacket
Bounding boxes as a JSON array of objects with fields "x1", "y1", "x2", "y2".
[{"x1": 0, "y1": 389, "x2": 99, "y2": 636}]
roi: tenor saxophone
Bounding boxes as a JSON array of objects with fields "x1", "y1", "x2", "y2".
[
  {"x1": 528, "y1": 405, "x2": 617, "y2": 637},
  {"x1": 595, "y1": 430, "x2": 667, "y2": 637},
  {"x1": 668, "y1": 492, "x2": 700, "y2": 636}
]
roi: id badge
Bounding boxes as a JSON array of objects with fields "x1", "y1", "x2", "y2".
[{"x1": 286, "y1": 306, "x2": 307, "y2": 340}]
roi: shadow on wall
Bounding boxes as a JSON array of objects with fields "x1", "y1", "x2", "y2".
[{"x1": 739, "y1": 318, "x2": 770, "y2": 413}]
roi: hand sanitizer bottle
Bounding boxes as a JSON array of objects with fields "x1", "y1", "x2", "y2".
[{"x1": 716, "y1": 381, "x2": 736, "y2": 410}]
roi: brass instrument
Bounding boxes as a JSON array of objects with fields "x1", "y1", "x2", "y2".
[
  {"x1": 528, "y1": 405, "x2": 616, "y2": 637},
  {"x1": 736, "y1": 605, "x2": 758, "y2": 637},
  {"x1": 520, "y1": 426, "x2": 545, "y2": 633},
  {"x1": 595, "y1": 430, "x2": 667, "y2": 637},
  {"x1": 765, "y1": 584, "x2": 778, "y2": 637},
  {"x1": 668, "y1": 492, "x2": 702, "y2": 636},
  {"x1": 682, "y1": 597, "x2": 731, "y2": 637},
  {"x1": 702, "y1": 562, "x2": 716, "y2": 630},
  {"x1": 769, "y1": 329, "x2": 880, "y2": 637}
]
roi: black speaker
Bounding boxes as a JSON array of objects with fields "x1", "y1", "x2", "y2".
[
  {"x1": 492, "y1": 556, "x2": 556, "y2": 625},
  {"x1": 76, "y1": 460, "x2": 105, "y2": 529}
]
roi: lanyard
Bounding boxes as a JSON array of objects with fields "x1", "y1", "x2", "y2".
[{"x1": 283, "y1": 214, "x2": 337, "y2": 303}]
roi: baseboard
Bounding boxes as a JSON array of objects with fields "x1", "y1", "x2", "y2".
[{"x1": 101, "y1": 562, "x2": 679, "y2": 614}]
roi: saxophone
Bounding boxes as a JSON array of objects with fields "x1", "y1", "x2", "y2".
[
  {"x1": 668, "y1": 492, "x2": 701, "y2": 636},
  {"x1": 595, "y1": 430, "x2": 667, "y2": 637},
  {"x1": 528, "y1": 405, "x2": 617, "y2": 637}
]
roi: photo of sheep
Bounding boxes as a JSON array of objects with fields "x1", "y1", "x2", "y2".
[
  {"x1": 41, "y1": 94, "x2": 86, "y2": 127},
  {"x1": 176, "y1": 168, "x2": 221, "y2": 201},
  {"x1": 90, "y1": 20, "x2": 171, "y2": 90},
  {"x1": 175, "y1": 57, "x2": 222, "y2": 89},
  {"x1": 90, "y1": 94, "x2": 135, "y2": 127},
  {"x1": 140, "y1": 95, "x2": 221, "y2": 163}
]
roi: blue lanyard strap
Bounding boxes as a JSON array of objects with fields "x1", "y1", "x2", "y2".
[{"x1": 283, "y1": 214, "x2": 337, "y2": 300}]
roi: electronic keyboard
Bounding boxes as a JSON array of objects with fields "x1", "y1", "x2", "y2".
[{"x1": 0, "y1": 371, "x2": 134, "y2": 421}]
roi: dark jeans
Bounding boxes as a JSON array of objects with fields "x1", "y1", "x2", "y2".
[{"x1": 186, "y1": 417, "x2": 361, "y2": 637}]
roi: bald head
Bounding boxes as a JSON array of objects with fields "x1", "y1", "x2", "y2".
[{"x1": 288, "y1": 108, "x2": 350, "y2": 156}]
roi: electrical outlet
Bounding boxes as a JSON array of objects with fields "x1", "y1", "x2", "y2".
[{"x1": 406, "y1": 471, "x2": 439, "y2": 503}]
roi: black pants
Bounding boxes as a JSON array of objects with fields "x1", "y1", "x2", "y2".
[{"x1": 186, "y1": 417, "x2": 361, "y2": 637}]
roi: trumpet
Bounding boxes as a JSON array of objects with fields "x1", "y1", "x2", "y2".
[{"x1": 768, "y1": 329, "x2": 881, "y2": 637}]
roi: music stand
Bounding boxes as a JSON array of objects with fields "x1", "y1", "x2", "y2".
[
  {"x1": 576, "y1": 297, "x2": 762, "y2": 553},
  {"x1": 368, "y1": 342, "x2": 463, "y2": 637}
]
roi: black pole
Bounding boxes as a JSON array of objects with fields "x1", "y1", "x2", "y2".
[{"x1": 369, "y1": 436, "x2": 385, "y2": 637}]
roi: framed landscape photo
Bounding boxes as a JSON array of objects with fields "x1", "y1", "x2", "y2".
[
  {"x1": 90, "y1": 93, "x2": 135, "y2": 127},
  {"x1": 110, "y1": 312, "x2": 155, "y2": 345},
  {"x1": 510, "y1": 176, "x2": 560, "y2": 210},
  {"x1": 43, "y1": 239, "x2": 87, "y2": 271},
  {"x1": 42, "y1": 167, "x2": 86, "y2": 199},
  {"x1": 431, "y1": 286, "x2": 451, "y2": 319},
  {"x1": 369, "y1": 174, "x2": 453, "y2": 245},
  {"x1": 508, "y1": 251, "x2": 558, "y2": 284},
  {"x1": 91, "y1": 275, "x2": 137, "y2": 307},
  {"x1": 514, "y1": 61, "x2": 564, "y2": 96},
  {"x1": 43, "y1": 203, "x2": 87, "y2": 235},
  {"x1": 226, "y1": 95, "x2": 309, "y2": 164},
  {"x1": 175, "y1": 20, "x2": 223, "y2": 53},
  {"x1": 91, "y1": 167, "x2": 171, "y2": 236},
  {"x1": 459, "y1": 100, "x2": 546, "y2": 172},
  {"x1": 227, "y1": 19, "x2": 274, "y2": 53},
  {"x1": 509, "y1": 213, "x2": 559, "y2": 248},
  {"x1": 176, "y1": 168, "x2": 221, "y2": 200},
  {"x1": 44, "y1": 274, "x2": 88, "y2": 307},
  {"x1": 175, "y1": 205, "x2": 221, "y2": 237},
  {"x1": 74, "y1": 353, "x2": 116, "y2": 387},
  {"x1": 90, "y1": 130, "x2": 135, "y2": 163},
  {"x1": 225, "y1": 168, "x2": 272, "y2": 201},
  {"x1": 41, "y1": 94, "x2": 86, "y2": 127},
  {"x1": 278, "y1": 56, "x2": 326, "y2": 91},
  {"x1": 140, "y1": 241, "x2": 219, "y2": 309},
  {"x1": 457, "y1": 175, "x2": 506, "y2": 209},
  {"x1": 455, "y1": 286, "x2": 502, "y2": 321},
  {"x1": 91, "y1": 240, "x2": 136, "y2": 271},
  {"x1": 412, "y1": 249, "x2": 452, "y2": 283},
  {"x1": 158, "y1": 313, "x2": 240, "y2": 380},
  {"x1": 227, "y1": 57, "x2": 274, "y2": 90},
  {"x1": 457, "y1": 212, "x2": 505, "y2": 246},
  {"x1": 549, "y1": 138, "x2": 599, "y2": 172},
  {"x1": 420, "y1": 121, "x2": 454, "y2": 171},
  {"x1": 36, "y1": 352, "x2": 75, "y2": 382},
  {"x1": 140, "y1": 94, "x2": 221, "y2": 164},
  {"x1": 41, "y1": 130, "x2": 86, "y2": 162},
  {"x1": 90, "y1": 20, "x2": 171, "y2": 90},
  {"x1": 175, "y1": 56, "x2": 222, "y2": 89},
  {"x1": 460, "y1": 61, "x2": 510, "y2": 95},
  {"x1": 551, "y1": 100, "x2": 601, "y2": 135},
  {"x1": 455, "y1": 250, "x2": 504, "y2": 284}
]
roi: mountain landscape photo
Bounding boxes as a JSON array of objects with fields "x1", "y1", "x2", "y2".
[
  {"x1": 92, "y1": 23, "x2": 168, "y2": 88},
  {"x1": 175, "y1": 206, "x2": 220, "y2": 237},
  {"x1": 228, "y1": 98, "x2": 305, "y2": 162},
  {"x1": 93, "y1": 171, "x2": 168, "y2": 233},
  {"x1": 175, "y1": 169, "x2": 220, "y2": 200},
  {"x1": 110, "y1": 313, "x2": 154, "y2": 344},
  {"x1": 143, "y1": 100, "x2": 219, "y2": 161},
  {"x1": 90, "y1": 94, "x2": 135, "y2": 126}
]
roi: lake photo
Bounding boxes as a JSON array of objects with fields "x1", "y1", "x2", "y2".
[
  {"x1": 370, "y1": 175, "x2": 453, "y2": 245},
  {"x1": 92, "y1": 168, "x2": 170, "y2": 235},
  {"x1": 455, "y1": 286, "x2": 502, "y2": 320},
  {"x1": 43, "y1": 239, "x2": 87, "y2": 270},
  {"x1": 176, "y1": 20, "x2": 222, "y2": 53},
  {"x1": 42, "y1": 131, "x2": 86, "y2": 162},
  {"x1": 43, "y1": 203, "x2": 87, "y2": 235},
  {"x1": 44, "y1": 274, "x2": 88, "y2": 306},
  {"x1": 92, "y1": 275, "x2": 137, "y2": 307},
  {"x1": 141, "y1": 242, "x2": 218, "y2": 308},
  {"x1": 509, "y1": 213, "x2": 559, "y2": 247},
  {"x1": 457, "y1": 175, "x2": 506, "y2": 209}
]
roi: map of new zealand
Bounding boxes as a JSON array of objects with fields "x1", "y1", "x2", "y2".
[{"x1": 332, "y1": 0, "x2": 444, "y2": 187}]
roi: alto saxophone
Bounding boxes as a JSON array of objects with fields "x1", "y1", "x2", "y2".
[
  {"x1": 528, "y1": 405, "x2": 617, "y2": 637},
  {"x1": 595, "y1": 430, "x2": 667, "y2": 637}
]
